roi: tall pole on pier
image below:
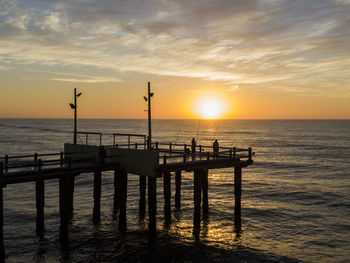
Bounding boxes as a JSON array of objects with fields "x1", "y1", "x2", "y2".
[
  {"x1": 70, "y1": 88, "x2": 82, "y2": 144},
  {"x1": 144, "y1": 82, "x2": 153, "y2": 150},
  {"x1": 74, "y1": 88, "x2": 77, "y2": 144}
]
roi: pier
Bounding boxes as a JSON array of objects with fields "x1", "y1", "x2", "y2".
[{"x1": 0, "y1": 132, "x2": 253, "y2": 260}]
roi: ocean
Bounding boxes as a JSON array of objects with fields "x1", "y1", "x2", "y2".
[{"x1": 0, "y1": 119, "x2": 349, "y2": 262}]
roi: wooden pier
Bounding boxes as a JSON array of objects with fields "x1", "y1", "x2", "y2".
[{"x1": 0, "y1": 132, "x2": 253, "y2": 261}]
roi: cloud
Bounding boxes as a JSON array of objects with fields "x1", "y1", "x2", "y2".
[
  {"x1": 53, "y1": 76, "x2": 121, "y2": 83},
  {"x1": 0, "y1": 0, "x2": 349, "y2": 96}
]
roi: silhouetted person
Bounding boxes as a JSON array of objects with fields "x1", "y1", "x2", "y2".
[
  {"x1": 191, "y1": 137, "x2": 196, "y2": 154},
  {"x1": 213, "y1": 139, "x2": 219, "y2": 158}
]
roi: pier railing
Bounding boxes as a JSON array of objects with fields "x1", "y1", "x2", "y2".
[{"x1": 0, "y1": 143, "x2": 252, "y2": 176}]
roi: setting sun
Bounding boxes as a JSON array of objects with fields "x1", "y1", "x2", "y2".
[{"x1": 195, "y1": 96, "x2": 227, "y2": 119}]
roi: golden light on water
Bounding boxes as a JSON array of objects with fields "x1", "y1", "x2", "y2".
[{"x1": 195, "y1": 96, "x2": 227, "y2": 119}]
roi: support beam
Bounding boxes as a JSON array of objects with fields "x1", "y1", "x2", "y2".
[
  {"x1": 193, "y1": 170, "x2": 202, "y2": 237},
  {"x1": 148, "y1": 176, "x2": 157, "y2": 235},
  {"x1": 175, "y1": 171, "x2": 181, "y2": 210},
  {"x1": 139, "y1": 175, "x2": 146, "y2": 219},
  {"x1": 201, "y1": 169, "x2": 209, "y2": 217},
  {"x1": 119, "y1": 170, "x2": 127, "y2": 231},
  {"x1": 163, "y1": 172, "x2": 171, "y2": 225},
  {"x1": 234, "y1": 166, "x2": 242, "y2": 234},
  {"x1": 93, "y1": 170, "x2": 102, "y2": 224}
]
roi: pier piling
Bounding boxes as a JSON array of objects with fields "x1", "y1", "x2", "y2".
[
  {"x1": 139, "y1": 175, "x2": 146, "y2": 219},
  {"x1": 193, "y1": 170, "x2": 202, "y2": 236},
  {"x1": 163, "y1": 171, "x2": 171, "y2": 225},
  {"x1": 0, "y1": 162, "x2": 4, "y2": 262},
  {"x1": 148, "y1": 176, "x2": 157, "y2": 235},
  {"x1": 35, "y1": 159, "x2": 45, "y2": 237},
  {"x1": 119, "y1": 169, "x2": 127, "y2": 230},
  {"x1": 113, "y1": 169, "x2": 120, "y2": 212},
  {"x1": 175, "y1": 171, "x2": 181, "y2": 209},
  {"x1": 59, "y1": 174, "x2": 69, "y2": 243},
  {"x1": 202, "y1": 169, "x2": 209, "y2": 217},
  {"x1": 67, "y1": 175, "x2": 74, "y2": 219},
  {"x1": 234, "y1": 166, "x2": 242, "y2": 233},
  {"x1": 93, "y1": 169, "x2": 102, "y2": 224}
]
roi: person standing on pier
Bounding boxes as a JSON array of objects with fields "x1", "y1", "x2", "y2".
[
  {"x1": 213, "y1": 139, "x2": 219, "y2": 158},
  {"x1": 191, "y1": 137, "x2": 196, "y2": 154}
]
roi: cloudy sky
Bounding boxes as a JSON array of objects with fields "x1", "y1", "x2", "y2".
[{"x1": 0, "y1": 0, "x2": 349, "y2": 118}]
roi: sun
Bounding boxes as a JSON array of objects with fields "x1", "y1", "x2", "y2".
[{"x1": 195, "y1": 96, "x2": 226, "y2": 119}]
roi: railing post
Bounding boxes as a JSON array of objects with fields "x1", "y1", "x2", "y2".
[
  {"x1": 229, "y1": 149, "x2": 232, "y2": 159},
  {"x1": 207, "y1": 152, "x2": 210, "y2": 161},
  {"x1": 233, "y1": 147, "x2": 236, "y2": 159},
  {"x1": 113, "y1": 135, "x2": 115, "y2": 147},
  {"x1": 135, "y1": 143, "x2": 138, "y2": 149},
  {"x1": 99, "y1": 134, "x2": 102, "y2": 146},
  {"x1": 128, "y1": 136, "x2": 130, "y2": 149},
  {"x1": 155, "y1": 142, "x2": 158, "y2": 150},
  {"x1": 248, "y1": 147, "x2": 252, "y2": 161},
  {"x1": 199, "y1": 145, "x2": 202, "y2": 153},
  {"x1": 169, "y1": 143, "x2": 172, "y2": 153},
  {"x1": 86, "y1": 134, "x2": 88, "y2": 145},
  {"x1": 183, "y1": 153, "x2": 186, "y2": 163},
  {"x1": 184, "y1": 144, "x2": 187, "y2": 152},
  {"x1": 163, "y1": 155, "x2": 167, "y2": 165}
]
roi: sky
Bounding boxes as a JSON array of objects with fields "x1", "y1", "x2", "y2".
[{"x1": 0, "y1": 0, "x2": 349, "y2": 119}]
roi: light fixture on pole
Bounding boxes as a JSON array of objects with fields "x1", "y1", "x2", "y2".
[
  {"x1": 144, "y1": 82, "x2": 153, "y2": 150},
  {"x1": 69, "y1": 88, "x2": 83, "y2": 144}
]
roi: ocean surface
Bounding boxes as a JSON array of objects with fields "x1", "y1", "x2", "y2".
[{"x1": 0, "y1": 119, "x2": 349, "y2": 263}]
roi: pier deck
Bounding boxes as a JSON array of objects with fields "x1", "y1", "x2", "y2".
[{"x1": 0, "y1": 133, "x2": 253, "y2": 261}]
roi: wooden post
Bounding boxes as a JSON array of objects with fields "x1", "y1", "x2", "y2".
[
  {"x1": 234, "y1": 166, "x2": 242, "y2": 233},
  {"x1": 169, "y1": 143, "x2": 172, "y2": 153},
  {"x1": 193, "y1": 170, "x2": 201, "y2": 236},
  {"x1": 93, "y1": 169, "x2": 102, "y2": 224},
  {"x1": 119, "y1": 170, "x2": 127, "y2": 231},
  {"x1": 175, "y1": 171, "x2": 181, "y2": 209},
  {"x1": 201, "y1": 169, "x2": 209, "y2": 216},
  {"x1": 139, "y1": 175, "x2": 146, "y2": 219},
  {"x1": 148, "y1": 176, "x2": 157, "y2": 235},
  {"x1": 0, "y1": 162, "x2": 5, "y2": 262},
  {"x1": 163, "y1": 171, "x2": 171, "y2": 225},
  {"x1": 36, "y1": 159, "x2": 45, "y2": 237}
]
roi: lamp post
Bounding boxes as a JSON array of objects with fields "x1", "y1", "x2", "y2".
[
  {"x1": 144, "y1": 82, "x2": 153, "y2": 150},
  {"x1": 69, "y1": 88, "x2": 82, "y2": 144}
]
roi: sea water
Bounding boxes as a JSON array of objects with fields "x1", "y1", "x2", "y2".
[{"x1": 0, "y1": 119, "x2": 349, "y2": 262}]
